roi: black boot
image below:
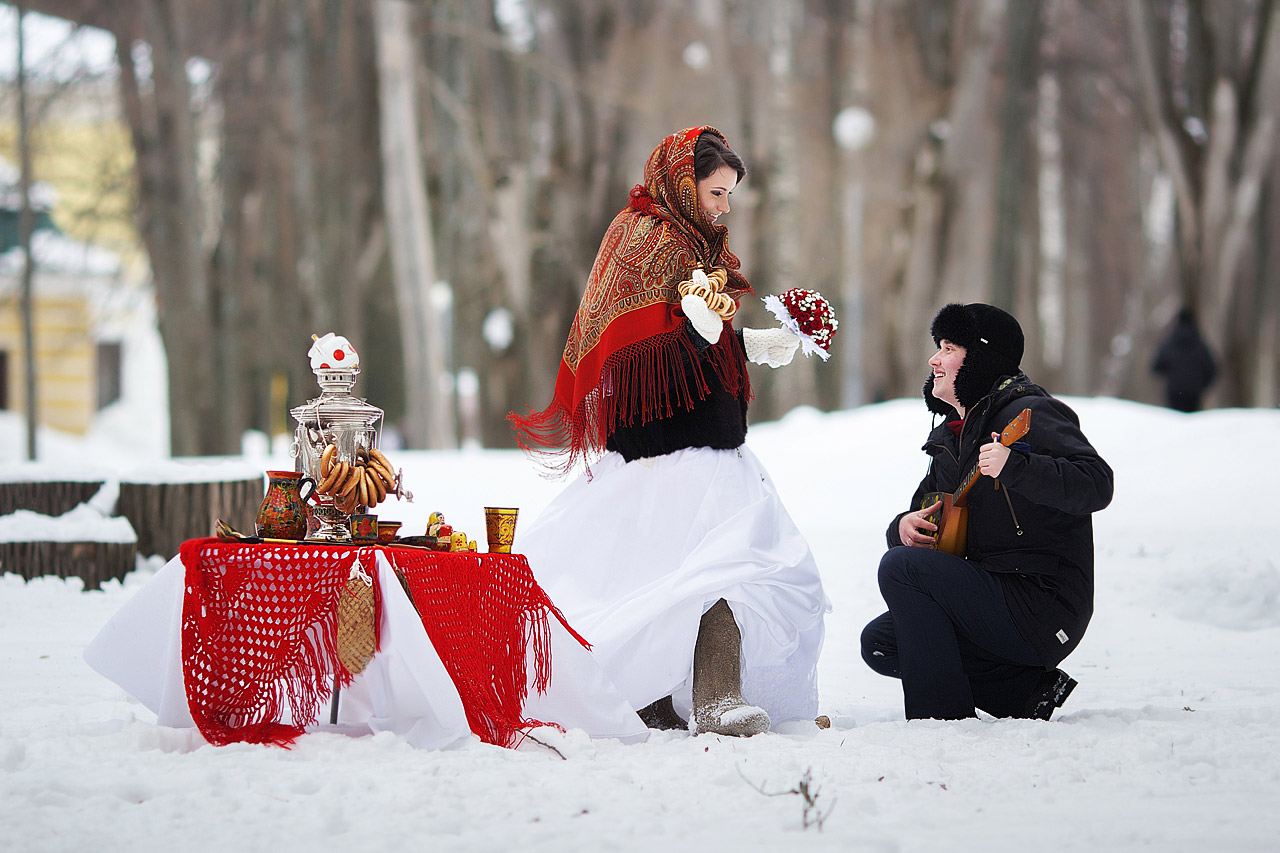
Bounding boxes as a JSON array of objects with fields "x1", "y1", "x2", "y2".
[
  {"x1": 691, "y1": 599, "x2": 770, "y2": 737},
  {"x1": 637, "y1": 695, "x2": 687, "y2": 730},
  {"x1": 1024, "y1": 669, "x2": 1077, "y2": 720}
]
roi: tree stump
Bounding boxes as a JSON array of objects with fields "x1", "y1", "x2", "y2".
[
  {"x1": 0, "y1": 540, "x2": 138, "y2": 591},
  {"x1": 0, "y1": 481, "x2": 106, "y2": 516},
  {"x1": 118, "y1": 477, "x2": 264, "y2": 559}
]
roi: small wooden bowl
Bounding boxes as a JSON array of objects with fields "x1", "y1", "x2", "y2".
[{"x1": 376, "y1": 521, "x2": 402, "y2": 544}]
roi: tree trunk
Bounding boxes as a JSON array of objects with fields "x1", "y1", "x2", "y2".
[
  {"x1": 1202, "y1": 13, "x2": 1280, "y2": 360},
  {"x1": 991, "y1": 0, "x2": 1041, "y2": 312},
  {"x1": 834, "y1": 0, "x2": 876, "y2": 407},
  {"x1": 114, "y1": 0, "x2": 218, "y2": 455},
  {"x1": 1250, "y1": 171, "x2": 1278, "y2": 406},
  {"x1": 936, "y1": 0, "x2": 1005, "y2": 305},
  {"x1": 766, "y1": 0, "x2": 816, "y2": 413},
  {"x1": 374, "y1": 0, "x2": 454, "y2": 449},
  {"x1": 16, "y1": 2, "x2": 37, "y2": 460}
]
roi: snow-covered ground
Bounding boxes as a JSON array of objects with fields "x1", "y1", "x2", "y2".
[{"x1": 2, "y1": 397, "x2": 1278, "y2": 852}]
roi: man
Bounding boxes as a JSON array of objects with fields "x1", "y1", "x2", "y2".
[{"x1": 862, "y1": 303, "x2": 1113, "y2": 720}]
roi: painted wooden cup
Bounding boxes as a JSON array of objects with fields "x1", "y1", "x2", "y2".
[
  {"x1": 350, "y1": 513, "x2": 378, "y2": 544},
  {"x1": 483, "y1": 507, "x2": 519, "y2": 553},
  {"x1": 376, "y1": 521, "x2": 402, "y2": 544}
]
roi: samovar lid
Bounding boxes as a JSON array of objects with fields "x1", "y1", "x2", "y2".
[{"x1": 289, "y1": 334, "x2": 384, "y2": 427}]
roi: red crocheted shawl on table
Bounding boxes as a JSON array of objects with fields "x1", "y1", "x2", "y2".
[
  {"x1": 179, "y1": 539, "x2": 587, "y2": 749},
  {"x1": 179, "y1": 538, "x2": 382, "y2": 747},
  {"x1": 508, "y1": 126, "x2": 753, "y2": 477},
  {"x1": 389, "y1": 548, "x2": 589, "y2": 747}
]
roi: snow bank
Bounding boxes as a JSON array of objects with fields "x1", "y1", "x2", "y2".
[{"x1": 0, "y1": 503, "x2": 135, "y2": 543}]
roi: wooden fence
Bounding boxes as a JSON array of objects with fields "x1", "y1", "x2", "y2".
[
  {"x1": 2, "y1": 473, "x2": 264, "y2": 587},
  {"x1": 0, "y1": 540, "x2": 137, "y2": 591},
  {"x1": 0, "y1": 480, "x2": 106, "y2": 517},
  {"x1": 118, "y1": 477, "x2": 264, "y2": 560}
]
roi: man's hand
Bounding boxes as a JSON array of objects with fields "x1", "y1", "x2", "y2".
[
  {"x1": 899, "y1": 500, "x2": 942, "y2": 547},
  {"x1": 978, "y1": 432, "x2": 1011, "y2": 478},
  {"x1": 681, "y1": 293, "x2": 724, "y2": 344},
  {"x1": 743, "y1": 327, "x2": 801, "y2": 367}
]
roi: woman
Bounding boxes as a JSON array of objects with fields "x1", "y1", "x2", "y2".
[{"x1": 511, "y1": 126, "x2": 828, "y2": 736}]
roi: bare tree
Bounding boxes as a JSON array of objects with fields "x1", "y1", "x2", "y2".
[
  {"x1": 15, "y1": 1, "x2": 38, "y2": 459},
  {"x1": 375, "y1": 0, "x2": 453, "y2": 449},
  {"x1": 1126, "y1": 0, "x2": 1280, "y2": 405},
  {"x1": 112, "y1": 0, "x2": 218, "y2": 455}
]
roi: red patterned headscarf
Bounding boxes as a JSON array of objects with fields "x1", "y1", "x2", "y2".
[{"x1": 509, "y1": 126, "x2": 753, "y2": 476}]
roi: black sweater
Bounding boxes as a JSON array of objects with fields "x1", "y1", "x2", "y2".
[{"x1": 605, "y1": 323, "x2": 748, "y2": 461}]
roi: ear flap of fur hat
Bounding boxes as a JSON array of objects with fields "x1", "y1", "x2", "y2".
[
  {"x1": 953, "y1": 303, "x2": 1024, "y2": 409},
  {"x1": 922, "y1": 372, "x2": 957, "y2": 416},
  {"x1": 953, "y1": 348, "x2": 1013, "y2": 409},
  {"x1": 923, "y1": 303, "x2": 975, "y2": 414}
]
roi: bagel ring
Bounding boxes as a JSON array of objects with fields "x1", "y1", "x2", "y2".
[{"x1": 678, "y1": 268, "x2": 736, "y2": 320}]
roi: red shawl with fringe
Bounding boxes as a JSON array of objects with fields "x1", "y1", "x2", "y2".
[
  {"x1": 390, "y1": 548, "x2": 589, "y2": 747},
  {"x1": 179, "y1": 539, "x2": 583, "y2": 749},
  {"x1": 509, "y1": 126, "x2": 752, "y2": 476},
  {"x1": 179, "y1": 538, "x2": 381, "y2": 747}
]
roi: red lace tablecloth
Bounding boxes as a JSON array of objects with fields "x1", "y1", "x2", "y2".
[
  {"x1": 178, "y1": 538, "x2": 586, "y2": 748},
  {"x1": 388, "y1": 547, "x2": 588, "y2": 747}
]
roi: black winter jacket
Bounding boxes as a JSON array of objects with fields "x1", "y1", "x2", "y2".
[
  {"x1": 605, "y1": 323, "x2": 749, "y2": 461},
  {"x1": 887, "y1": 374, "x2": 1114, "y2": 666}
]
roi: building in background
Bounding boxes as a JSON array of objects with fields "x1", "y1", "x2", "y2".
[{"x1": 0, "y1": 155, "x2": 157, "y2": 437}]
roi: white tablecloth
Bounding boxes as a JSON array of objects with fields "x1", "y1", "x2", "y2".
[{"x1": 84, "y1": 551, "x2": 648, "y2": 749}]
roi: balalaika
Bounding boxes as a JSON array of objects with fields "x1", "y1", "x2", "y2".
[{"x1": 921, "y1": 408, "x2": 1031, "y2": 557}]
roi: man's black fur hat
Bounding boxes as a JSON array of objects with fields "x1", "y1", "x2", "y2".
[{"x1": 922, "y1": 302, "x2": 1024, "y2": 414}]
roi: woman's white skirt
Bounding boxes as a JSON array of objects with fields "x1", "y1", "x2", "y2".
[{"x1": 520, "y1": 445, "x2": 829, "y2": 724}]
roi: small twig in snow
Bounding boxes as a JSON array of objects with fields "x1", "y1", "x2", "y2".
[
  {"x1": 515, "y1": 731, "x2": 566, "y2": 760},
  {"x1": 737, "y1": 765, "x2": 835, "y2": 831}
]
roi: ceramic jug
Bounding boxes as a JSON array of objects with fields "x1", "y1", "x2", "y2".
[{"x1": 256, "y1": 470, "x2": 317, "y2": 540}]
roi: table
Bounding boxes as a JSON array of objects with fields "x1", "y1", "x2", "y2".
[{"x1": 85, "y1": 538, "x2": 647, "y2": 749}]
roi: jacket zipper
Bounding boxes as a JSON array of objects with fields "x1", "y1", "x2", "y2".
[
  {"x1": 995, "y1": 479, "x2": 1024, "y2": 537},
  {"x1": 961, "y1": 383, "x2": 1026, "y2": 539}
]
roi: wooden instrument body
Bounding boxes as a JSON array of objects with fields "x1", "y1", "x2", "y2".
[
  {"x1": 924, "y1": 491, "x2": 967, "y2": 557},
  {"x1": 922, "y1": 408, "x2": 1031, "y2": 558}
]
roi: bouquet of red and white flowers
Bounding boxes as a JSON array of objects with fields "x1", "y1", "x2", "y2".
[{"x1": 763, "y1": 288, "x2": 839, "y2": 361}]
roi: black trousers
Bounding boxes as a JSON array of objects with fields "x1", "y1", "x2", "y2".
[{"x1": 862, "y1": 546, "x2": 1044, "y2": 720}]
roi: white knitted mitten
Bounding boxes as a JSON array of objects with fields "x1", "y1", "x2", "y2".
[
  {"x1": 681, "y1": 293, "x2": 724, "y2": 344},
  {"x1": 743, "y1": 327, "x2": 801, "y2": 367}
]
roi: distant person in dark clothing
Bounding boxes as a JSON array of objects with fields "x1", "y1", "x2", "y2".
[{"x1": 1152, "y1": 308, "x2": 1217, "y2": 412}]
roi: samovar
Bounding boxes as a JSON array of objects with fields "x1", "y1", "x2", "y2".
[{"x1": 289, "y1": 333, "x2": 408, "y2": 540}]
